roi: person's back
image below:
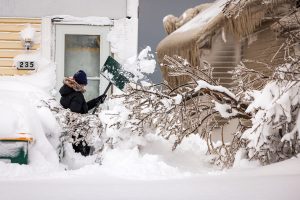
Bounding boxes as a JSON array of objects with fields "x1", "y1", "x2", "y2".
[
  {"x1": 59, "y1": 77, "x2": 89, "y2": 114},
  {"x1": 59, "y1": 70, "x2": 106, "y2": 156}
]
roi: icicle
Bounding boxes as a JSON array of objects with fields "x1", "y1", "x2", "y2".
[{"x1": 222, "y1": 27, "x2": 227, "y2": 43}]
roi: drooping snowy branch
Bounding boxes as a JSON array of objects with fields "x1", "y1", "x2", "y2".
[{"x1": 113, "y1": 55, "x2": 251, "y2": 155}]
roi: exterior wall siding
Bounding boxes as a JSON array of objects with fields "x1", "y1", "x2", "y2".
[
  {"x1": 242, "y1": 21, "x2": 286, "y2": 76},
  {"x1": 0, "y1": 17, "x2": 41, "y2": 75},
  {"x1": 0, "y1": 0, "x2": 127, "y2": 19}
]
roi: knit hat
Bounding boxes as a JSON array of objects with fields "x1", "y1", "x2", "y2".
[{"x1": 73, "y1": 70, "x2": 87, "y2": 85}]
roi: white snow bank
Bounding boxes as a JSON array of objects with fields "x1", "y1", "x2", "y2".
[
  {"x1": 0, "y1": 54, "x2": 60, "y2": 170},
  {"x1": 1, "y1": 153, "x2": 300, "y2": 200},
  {"x1": 0, "y1": 106, "x2": 27, "y2": 138},
  {"x1": 140, "y1": 134, "x2": 214, "y2": 174},
  {"x1": 100, "y1": 147, "x2": 191, "y2": 180},
  {"x1": 11, "y1": 52, "x2": 56, "y2": 93},
  {"x1": 61, "y1": 143, "x2": 98, "y2": 170},
  {"x1": 0, "y1": 87, "x2": 59, "y2": 167}
]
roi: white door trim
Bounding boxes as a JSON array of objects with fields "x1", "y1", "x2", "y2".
[{"x1": 55, "y1": 24, "x2": 110, "y2": 96}]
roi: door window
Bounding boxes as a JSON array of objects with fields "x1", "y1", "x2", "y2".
[
  {"x1": 64, "y1": 34, "x2": 100, "y2": 100},
  {"x1": 55, "y1": 25, "x2": 110, "y2": 102}
]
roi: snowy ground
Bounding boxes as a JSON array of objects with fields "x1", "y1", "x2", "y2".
[
  {"x1": 0, "y1": 128, "x2": 299, "y2": 200},
  {"x1": 0, "y1": 156, "x2": 300, "y2": 200},
  {"x1": 0, "y1": 53, "x2": 299, "y2": 200}
]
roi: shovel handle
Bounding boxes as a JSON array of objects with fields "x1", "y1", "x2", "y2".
[
  {"x1": 92, "y1": 82, "x2": 113, "y2": 114},
  {"x1": 103, "y1": 82, "x2": 113, "y2": 96}
]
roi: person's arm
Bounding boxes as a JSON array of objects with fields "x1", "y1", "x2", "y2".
[{"x1": 87, "y1": 94, "x2": 107, "y2": 110}]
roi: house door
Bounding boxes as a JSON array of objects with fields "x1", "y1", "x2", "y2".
[{"x1": 55, "y1": 24, "x2": 110, "y2": 101}]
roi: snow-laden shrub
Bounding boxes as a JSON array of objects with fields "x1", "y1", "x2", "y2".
[
  {"x1": 42, "y1": 99, "x2": 105, "y2": 162},
  {"x1": 243, "y1": 79, "x2": 300, "y2": 164},
  {"x1": 113, "y1": 53, "x2": 300, "y2": 168}
]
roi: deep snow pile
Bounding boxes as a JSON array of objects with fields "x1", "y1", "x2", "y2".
[
  {"x1": 0, "y1": 47, "x2": 299, "y2": 200},
  {"x1": 0, "y1": 52, "x2": 60, "y2": 165},
  {"x1": 0, "y1": 48, "x2": 214, "y2": 180}
]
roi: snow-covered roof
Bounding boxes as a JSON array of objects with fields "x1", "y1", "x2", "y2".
[
  {"x1": 157, "y1": 0, "x2": 228, "y2": 74},
  {"x1": 158, "y1": 0, "x2": 290, "y2": 54},
  {"x1": 173, "y1": 0, "x2": 227, "y2": 34},
  {"x1": 157, "y1": 0, "x2": 290, "y2": 87}
]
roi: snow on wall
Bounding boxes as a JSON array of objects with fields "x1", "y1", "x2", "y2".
[
  {"x1": 127, "y1": 0, "x2": 139, "y2": 18},
  {"x1": 13, "y1": 52, "x2": 56, "y2": 93},
  {"x1": 20, "y1": 24, "x2": 37, "y2": 42},
  {"x1": 107, "y1": 17, "x2": 138, "y2": 63}
]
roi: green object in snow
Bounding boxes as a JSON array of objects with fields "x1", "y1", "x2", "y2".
[
  {"x1": 101, "y1": 56, "x2": 134, "y2": 91},
  {"x1": 0, "y1": 140, "x2": 29, "y2": 164}
]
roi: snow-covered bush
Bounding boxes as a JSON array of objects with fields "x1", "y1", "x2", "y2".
[
  {"x1": 112, "y1": 55, "x2": 249, "y2": 167},
  {"x1": 42, "y1": 99, "x2": 105, "y2": 162},
  {"x1": 242, "y1": 61, "x2": 300, "y2": 164},
  {"x1": 115, "y1": 54, "x2": 300, "y2": 168}
]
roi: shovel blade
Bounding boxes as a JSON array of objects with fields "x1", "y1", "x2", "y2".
[{"x1": 101, "y1": 56, "x2": 133, "y2": 91}]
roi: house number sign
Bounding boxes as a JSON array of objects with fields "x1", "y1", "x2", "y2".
[{"x1": 16, "y1": 61, "x2": 36, "y2": 70}]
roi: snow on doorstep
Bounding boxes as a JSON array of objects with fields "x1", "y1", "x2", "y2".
[
  {"x1": 174, "y1": 0, "x2": 227, "y2": 33},
  {"x1": 51, "y1": 15, "x2": 113, "y2": 25}
]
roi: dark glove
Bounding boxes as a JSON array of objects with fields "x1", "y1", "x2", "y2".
[{"x1": 97, "y1": 94, "x2": 107, "y2": 104}]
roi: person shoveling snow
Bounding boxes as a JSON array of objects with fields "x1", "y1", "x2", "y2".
[
  {"x1": 59, "y1": 70, "x2": 107, "y2": 114},
  {"x1": 59, "y1": 70, "x2": 107, "y2": 156},
  {"x1": 58, "y1": 57, "x2": 133, "y2": 156}
]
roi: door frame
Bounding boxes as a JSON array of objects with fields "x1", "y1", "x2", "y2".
[{"x1": 54, "y1": 24, "x2": 111, "y2": 97}]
